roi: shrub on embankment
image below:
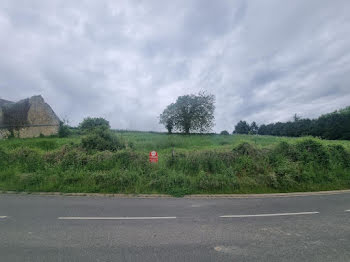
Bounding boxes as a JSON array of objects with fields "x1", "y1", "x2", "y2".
[{"x1": 0, "y1": 139, "x2": 349, "y2": 196}]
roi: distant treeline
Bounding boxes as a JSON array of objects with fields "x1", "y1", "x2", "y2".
[{"x1": 234, "y1": 106, "x2": 350, "y2": 140}]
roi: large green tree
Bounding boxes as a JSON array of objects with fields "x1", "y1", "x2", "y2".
[
  {"x1": 233, "y1": 120, "x2": 250, "y2": 134},
  {"x1": 159, "y1": 92, "x2": 215, "y2": 134}
]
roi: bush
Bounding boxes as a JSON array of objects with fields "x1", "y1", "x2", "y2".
[
  {"x1": 171, "y1": 152, "x2": 202, "y2": 174},
  {"x1": 274, "y1": 141, "x2": 298, "y2": 160},
  {"x1": 268, "y1": 142, "x2": 298, "y2": 169},
  {"x1": 34, "y1": 140, "x2": 58, "y2": 151},
  {"x1": 327, "y1": 144, "x2": 350, "y2": 168},
  {"x1": 263, "y1": 172, "x2": 279, "y2": 189},
  {"x1": 10, "y1": 147, "x2": 44, "y2": 172},
  {"x1": 200, "y1": 152, "x2": 227, "y2": 173},
  {"x1": 58, "y1": 121, "x2": 71, "y2": 138},
  {"x1": 233, "y1": 155, "x2": 263, "y2": 177},
  {"x1": 197, "y1": 171, "x2": 238, "y2": 191},
  {"x1": 295, "y1": 139, "x2": 330, "y2": 168},
  {"x1": 81, "y1": 128, "x2": 125, "y2": 151},
  {"x1": 220, "y1": 130, "x2": 229, "y2": 135},
  {"x1": 233, "y1": 142, "x2": 260, "y2": 157},
  {"x1": 92, "y1": 170, "x2": 139, "y2": 192},
  {"x1": 166, "y1": 151, "x2": 235, "y2": 175},
  {"x1": 273, "y1": 159, "x2": 300, "y2": 186},
  {"x1": 0, "y1": 147, "x2": 9, "y2": 167},
  {"x1": 79, "y1": 117, "x2": 110, "y2": 132},
  {"x1": 16, "y1": 173, "x2": 44, "y2": 189},
  {"x1": 60, "y1": 148, "x2": 88, "y2": 170},
  {"x1": 86, "y1": 151, "x2": 116, "y2": 171},
  {"x1": 158, "y1": 171, "x2": 191, "y2": 196},
  {"x1": 114, "y1": 151, "x2": 147, "y2": 169}
]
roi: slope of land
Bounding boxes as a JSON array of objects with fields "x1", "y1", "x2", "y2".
[{"x1": 0, "y1": 132, "x2": 349, "y2": 196}]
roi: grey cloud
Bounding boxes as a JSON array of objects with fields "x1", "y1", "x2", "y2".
[{"x1": 0, "y1": 0, "x2": 350, "y2": 132}]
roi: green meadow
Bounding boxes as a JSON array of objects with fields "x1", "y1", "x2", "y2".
[{"x1": 0, "y1": 132, "x2": 350, "y2": 196}]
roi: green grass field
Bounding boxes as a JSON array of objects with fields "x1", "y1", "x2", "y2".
[{"x1": 0, "y1": 132, "x2": 350, "y2": 196}]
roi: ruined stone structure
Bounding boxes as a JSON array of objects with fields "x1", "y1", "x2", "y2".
[{"x1": 0, "y1": 95, "x2": 60, "y2": 139}]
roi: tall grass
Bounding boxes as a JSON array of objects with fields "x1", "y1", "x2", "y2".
[{"x1": 0, "y1": 133, "x2": 349, "y2": 196}]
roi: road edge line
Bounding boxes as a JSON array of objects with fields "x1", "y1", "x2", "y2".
[{"x1": 1, "y1": 189, "x2": 350, "y2": 199}]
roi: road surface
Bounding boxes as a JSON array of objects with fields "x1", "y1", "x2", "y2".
[{"x1": 1, "y1": 193, "x2": 350, "y2": 261}]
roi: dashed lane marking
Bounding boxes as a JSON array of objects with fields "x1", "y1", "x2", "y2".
[
  {"x1": 220, "y1": 212, "x2": 319, "y2": 218},
  {"x1": 58, "y1": 216, "x2": 177, "y2": 220}
]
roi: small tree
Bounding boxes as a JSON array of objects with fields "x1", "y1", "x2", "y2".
[
  {"x1": 58, "y1": 120, "x2": 71, "y2": 138},
  {"x1": 79, "y1": 117, "x2": 110, "y2": 132},
  {"x1": 220, "y1": 130, "x2": 229, "y2": 135}
]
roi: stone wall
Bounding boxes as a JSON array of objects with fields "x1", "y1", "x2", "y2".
[
  {"x1": 0, "y1": 128, "x2": 10, "y2": 139},
  {"x1": 13, "y1": 125, "x2": 59, "y2": 138}
]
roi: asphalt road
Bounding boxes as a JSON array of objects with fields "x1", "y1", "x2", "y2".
[{"x1": 1, "y1": 193, "x2": 350, "y2": 262}]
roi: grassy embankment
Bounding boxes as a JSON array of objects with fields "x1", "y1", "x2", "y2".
[{"x1": 0, "y1": 132, "x2": 350, "y2": 196}]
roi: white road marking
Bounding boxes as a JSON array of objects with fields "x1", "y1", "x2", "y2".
[
  {"x1": 0, "y1": 216, "x2": 7, "y2": 219},
  {"x1": 220, "y1": 211, "x2": 319, "y2": 218},
  {"x1": 345, "y1": 210, "x2": 350, "y2": 212},
  {"x1": 58, "y1": 216, "x2": 177, "y2": 220}
]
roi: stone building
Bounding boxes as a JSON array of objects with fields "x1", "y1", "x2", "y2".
[{"x1": 0, "y1": 95, "x2": 60, "y2": 138}]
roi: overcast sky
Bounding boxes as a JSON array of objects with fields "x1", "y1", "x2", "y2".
[{"x1": 1, "y1": 0, "x2": 350, "y2": 132}]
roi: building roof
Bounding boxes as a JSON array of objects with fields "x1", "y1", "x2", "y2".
[
  {"x1": 0, "y1": 95, "x2": 60, "y2": 128},
  {"x1": 0, "y1": 98, "x2": 14, "y2": 107}
]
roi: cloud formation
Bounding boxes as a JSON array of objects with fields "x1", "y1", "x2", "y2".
[{"x1": 1, "y1": 0, "x2": 350, "y2": 132}]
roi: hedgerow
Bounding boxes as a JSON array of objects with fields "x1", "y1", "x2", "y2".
[{"x1": 0, "y1": 135, "x2": 349, "y2": 196}]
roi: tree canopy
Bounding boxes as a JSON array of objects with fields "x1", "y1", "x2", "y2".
[
  {"x1": 159, "y1": 103, "x2": 176, "y2": 134},
  {"x1": 233, "y1": 106, "x2": 350, "y2": 140},
  {"x1": 233, "y1": 120, "x2": 251, "y2": 134},
  {"x1": 79, "y1": 117, "x2": 110, "y2": 131},
  {"x1": 159, "y1": 92, "x2": 215, "y2": 134}
]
